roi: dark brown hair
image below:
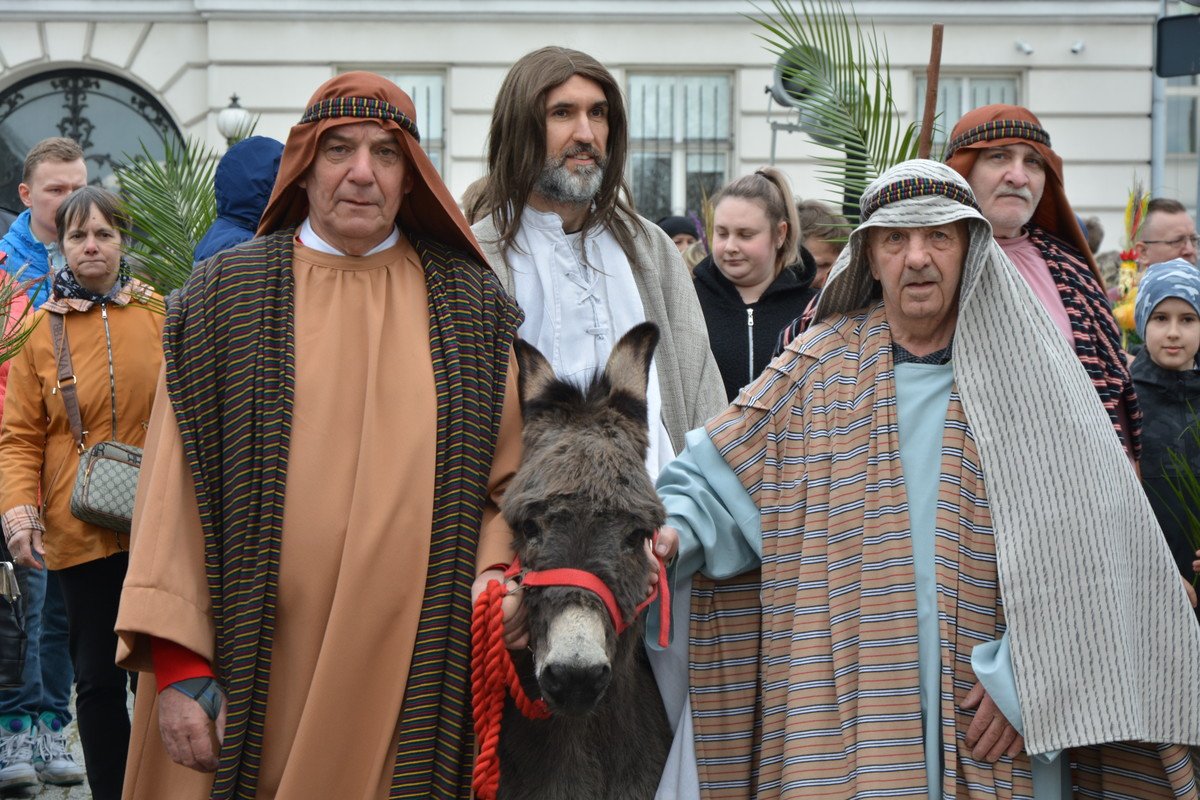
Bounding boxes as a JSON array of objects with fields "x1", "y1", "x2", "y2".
[
  {"x1": 712, "y1": 167, "x2": 801, "y2": 276},
  {"x1": 475, "y1": 46, "x2": 644, "y2": 259},
  {"x1": 55, "y1": 186, "x2": 129, "y2": 248},
  {"x1": 23, "y1": 137, "x2": 84, "y2": 183}
]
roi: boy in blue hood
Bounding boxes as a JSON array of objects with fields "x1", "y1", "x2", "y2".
[
  {"x1": 0, "y1": 137, "x2": 88, "y2": 305},
  {"x1": 1132, "y1": 257, "x2": 1200, "y2": 617},
  {"x1": 192, "y1": 135, "x2": 284, "y2": 263}
]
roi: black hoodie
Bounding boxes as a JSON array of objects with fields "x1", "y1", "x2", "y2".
[
  {"x1": 693, "y1": 251, "x2": 818, "y2": 401},
  {"x1": 1131, "y1": 347, "x2": 1200, "y2": 591}
]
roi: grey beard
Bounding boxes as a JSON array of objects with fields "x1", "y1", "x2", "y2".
[{"x1": 534, "y1": 158, "x2": 604, "y2": 206}]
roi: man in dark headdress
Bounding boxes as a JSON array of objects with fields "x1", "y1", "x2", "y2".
[{"x1": 116, "y1": 72, "x2": 523, "y2": 800}]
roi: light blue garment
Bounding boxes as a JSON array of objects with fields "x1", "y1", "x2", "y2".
[
  {"x1": 973, "y1": 637, "x2": 1071, "y2": 797},
  {"x1": 894, "y1": 361, "x2": 955, "y2": 799},
  {"x1": 657, "y1": 428, "x2": 762, "y2": 578}
]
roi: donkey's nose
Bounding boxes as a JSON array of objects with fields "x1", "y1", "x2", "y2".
[{"x1": 540, "y1": 661, "x2": 612, "y2": 715}]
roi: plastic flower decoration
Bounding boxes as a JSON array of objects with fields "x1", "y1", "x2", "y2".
[{"x1": 1111, "y1": 183, "x2": 1149, "y2": 348}]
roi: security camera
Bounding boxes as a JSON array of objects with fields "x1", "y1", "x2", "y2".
[
  {"x1": 1015, "y1": 40, "x2": 1034, "y2": 55},
  {"x1": 1070, "y1": 40, "x2": 1086, "y2": 54}
]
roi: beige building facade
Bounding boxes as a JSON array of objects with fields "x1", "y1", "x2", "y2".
[{"x1": 0, "y1": 0, "x2": 1196, "y2": 252}]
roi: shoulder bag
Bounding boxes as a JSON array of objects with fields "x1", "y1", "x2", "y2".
[{"x1": 50, "y1": 312, "x2": 142, "y2": 534}]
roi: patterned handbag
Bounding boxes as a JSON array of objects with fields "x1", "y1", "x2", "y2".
[{"x1": 50, "y1": 313, "x2": 142, "y2": 534}]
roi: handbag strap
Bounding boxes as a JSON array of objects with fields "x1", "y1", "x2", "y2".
[{"x1": 48, "y1": 313, "x2": 86, "y2": 451}]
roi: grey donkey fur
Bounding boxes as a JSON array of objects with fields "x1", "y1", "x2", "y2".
[{"x1": 497, "y1": 322, "x2": 672, "y2": 800}]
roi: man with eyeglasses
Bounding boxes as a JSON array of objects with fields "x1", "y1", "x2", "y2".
[{"x1": 1135, "y1": 197, "x2": 1198, "y2": 269}]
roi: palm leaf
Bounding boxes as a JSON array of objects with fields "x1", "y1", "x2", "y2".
[
  {"x1": 1164, "y1": 427, "x2": 1200, "y2": 587},
  {"x1": 750, "y1": 0, "x2": 922, "y2": 224},
  {"x1": 116, "y1": 134, "x2": 219, "y2": 295},
  {"x1": 0, "y1": 271, "x2": 42, "y2": 365}
]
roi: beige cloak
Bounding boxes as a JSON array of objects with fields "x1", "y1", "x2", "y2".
[{"x1": 116, "y1": 238, "x2": 522, "y2": 799}]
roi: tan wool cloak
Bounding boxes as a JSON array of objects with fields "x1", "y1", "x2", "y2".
[{"x1": 116, "y1": 239, "x2": 522, "y2": 800}]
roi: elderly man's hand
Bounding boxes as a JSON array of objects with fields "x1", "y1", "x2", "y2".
[
  {"x1": 1183, "y1": 576, "x2": 1197, "y2": 609},
  {"x1": 158, "y1": 684, "x2": 226, "y2": 772},
  {"x1": 654, "y1": 526, "x2": 680, "y2": 563},
  {"x1": 962, "y1": 682, "x2": 1024, "y2": 762},
  {"x1": 473, "y1": 569, "x2": 528, "y2": 650}
]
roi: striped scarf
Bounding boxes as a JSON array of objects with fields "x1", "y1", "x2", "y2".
[
  {"x1": 163, "y1": 229, "x2": 521, "y2": 799},
  {"x1": 1029, "y1": 224, "x2": 1142, "y2": 458}
]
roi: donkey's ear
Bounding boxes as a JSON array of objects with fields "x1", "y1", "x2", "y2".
[
  {"x1": 604, "y1": 322, "x2": 660, "y2": 403},
  {"x1": 515, "y1": 338, "x2": 559, "y2": 406}
]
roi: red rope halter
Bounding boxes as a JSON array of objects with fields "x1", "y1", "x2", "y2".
[{"x1": 470, "y1": 540, "x2": 671, "y2": 799}]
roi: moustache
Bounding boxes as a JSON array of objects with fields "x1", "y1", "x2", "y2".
[
  {"x1": 996, "y1": 188, "x2": 1033, "y2": 202},
  {"x1": 559, "y1": 145, "x2": 605, "y2": 165}
]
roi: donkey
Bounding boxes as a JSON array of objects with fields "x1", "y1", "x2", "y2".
[{"x1": 497, "y1": 321, "x2": 672, "y2": 800}]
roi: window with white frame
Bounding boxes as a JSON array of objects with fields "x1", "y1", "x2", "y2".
[
  {"x1": 627, "y1": 74, "x2": 732, "y2": 222},
  {"x1": 1167, "y1": 74, "x2": 1198, "y2": 155},
  {"x1": 373, "y1": 71, "x2": 446, "y2": 172},
  {"x1": 913, "y1": 75, "x2": 1020, "y2": 157}
]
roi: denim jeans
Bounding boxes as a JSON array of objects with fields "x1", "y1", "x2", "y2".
[{"x1": 0, "y1": 562, "x2": 74, "y2": 724}]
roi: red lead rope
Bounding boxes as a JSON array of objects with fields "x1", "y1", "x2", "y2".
[
  {"x1": 470, "y1": 541, "x2": 672, "y2": 799},
  {"x1": 471, "y1": 579, "x2": 550, "y2": 800}
]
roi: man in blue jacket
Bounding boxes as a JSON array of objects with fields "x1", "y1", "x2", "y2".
[
  {"x1": 192, "y1": 135, "x2": 283, "y2": 263},
  {"x1": 0, "y1": 137, "x2": 88, "y2": 305},
  {"x1": 0, "y1": 136, "x2": 87, "y2": 791}
]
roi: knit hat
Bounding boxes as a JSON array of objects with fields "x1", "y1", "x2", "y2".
[
  {"x1": 1134, "y1": 258, "x2": 1200, "y2": 340},
  {"x1": 258, "y1": 71, "x2": 485, "y2": 263},
  {"x1": 656, "y1": 215, "x2": 700, "y2": 240}
]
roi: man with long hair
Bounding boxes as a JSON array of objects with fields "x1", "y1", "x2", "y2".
[
  {"x1": 471, "y1": 46, "x2": 724, "y2": 475},
  {"x1": 471, "y1": 48, "x2": 726, "y2": 796}
]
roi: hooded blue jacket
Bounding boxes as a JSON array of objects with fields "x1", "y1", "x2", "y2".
[
  {"x1": 0, "y1": 209, "x2": 53, "y2": 304},
  {"x1": 193, "y1": 136, "x2": 284, "y2": 263}
]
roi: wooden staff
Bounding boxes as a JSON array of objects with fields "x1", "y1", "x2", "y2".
[{"x1": 918, "y1": 23, "x2": 945, "y2": 159}]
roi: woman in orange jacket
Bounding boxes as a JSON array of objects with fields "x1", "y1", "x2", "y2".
[{"x1": 0, "y1": 186, "x2": 162, "y2": 800}]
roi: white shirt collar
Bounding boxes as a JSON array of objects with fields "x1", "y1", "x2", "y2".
[{"x1": 297, "y1": 218, "x2": 400, "y2": 256}]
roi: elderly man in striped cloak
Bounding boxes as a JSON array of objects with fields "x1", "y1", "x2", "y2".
[
  {"x1": 114, "y1": 72, "x2": 524, "y2": 799},
  {"x1": 653, "y1": 159, "x2": 1200, "y2": 799}
]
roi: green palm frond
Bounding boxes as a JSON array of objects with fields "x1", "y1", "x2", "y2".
[
  {"x1": 116, "y1": 135, "x2": 219, "y2": 295},
  {"x1": 0, "y1": 272, "x2": 42, "y2": 365},
  {"x1": 751, "y1": 0, "x2": 921, "y2": 224},
  {"x1": 1164, "y1": 434, "x2": 1200, "y2": 587}
]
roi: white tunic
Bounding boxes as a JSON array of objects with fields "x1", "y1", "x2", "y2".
[{"x1": 506, "y1": 205, "x2": 675, "y2": 475}]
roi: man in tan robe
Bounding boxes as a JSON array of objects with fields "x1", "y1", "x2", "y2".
[{"x1": 116, "y1": 72, "x2": 524, "y2": 799}]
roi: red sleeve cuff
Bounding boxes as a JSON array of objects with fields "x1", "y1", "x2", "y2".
[{"x1": 150, "y1": 636, "x2": 214, "y2": 693}]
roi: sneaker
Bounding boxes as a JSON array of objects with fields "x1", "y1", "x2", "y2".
[
  {"x1": 31, "y1": 713, "x2": 84, "y2": 786},
  {"x1": 0, "y1": 717, "x2": 35, "y2": 791}
]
